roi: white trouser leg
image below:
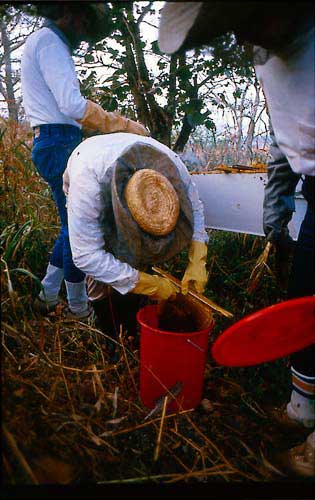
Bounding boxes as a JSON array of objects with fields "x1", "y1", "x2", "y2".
[
  {"x1": 65, "y1": 280, "x2": 88, "y2": 314},
  {"x1": 39, "y1": 263, "x2": 64, "y2": 305}
]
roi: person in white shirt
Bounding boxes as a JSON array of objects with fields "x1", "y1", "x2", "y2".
[
  {"x1": 63, "y1": 132, "x2": 209, "y2": 360},
  {"x1": 21, "y1": 3, "x2": 148, "y2": 319},
  {"x1": 158, "y1": 1, "x2": 314, "y2": 478}
]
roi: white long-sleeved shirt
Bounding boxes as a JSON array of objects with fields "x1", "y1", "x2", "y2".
[
  {"x1": 67, "y1": 133, "x2": 208, "y2": 294},
  {"x1": 21, "y1": 27, "x2": 87, "y2": 127},
  {"x1": 254, "y1": 27, "x2": 315, "y2": 176}
]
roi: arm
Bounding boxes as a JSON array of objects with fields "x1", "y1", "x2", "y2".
[
  {"x1": 175, "y1": 159, "x2": 209, "y2": 294},
  {"x1": 38, "y1": 41, "x2": 148, "y2": 135},
  {"x1": 66, "y1": 156, "x2": 176, "y2": 300},
  {"x1": 66, "y1": 156, "x2": 139, "y2": 294},
  {"x1": 263, "y1": 122, "x2": 300, "y2": 288},
  {"x1": 263, "y1": 124, "x2": 301, "y2": 243}
]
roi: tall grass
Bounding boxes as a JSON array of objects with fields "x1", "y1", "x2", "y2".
[
  {"x1": 1, "y1": 118, "x2": 57, "y2": 298},
  {"x1": 2, "y1": 119, "x2": 293, "y2": 485}
]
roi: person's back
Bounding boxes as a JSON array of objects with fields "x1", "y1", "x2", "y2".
[{"x1": 21, "y1": 26, "x2": 85, "y2": 127}]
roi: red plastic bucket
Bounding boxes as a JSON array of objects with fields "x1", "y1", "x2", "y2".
[{"x1": 137, "y1": 304, "x2": 214, "y2": 411}]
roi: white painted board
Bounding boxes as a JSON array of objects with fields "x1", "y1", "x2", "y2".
[{"x1": 191, "y1": 173, "x2": 307, "y2": 241}]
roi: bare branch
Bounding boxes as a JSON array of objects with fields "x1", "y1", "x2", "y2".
[
  {"x1": 141, "y1": 19, "x2": 158, "y2": 30},
  {"x1": 136, "y1": 2, "x2": 153, "y2": 26}
]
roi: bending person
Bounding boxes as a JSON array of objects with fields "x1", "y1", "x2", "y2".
[{"x1": 64, "y1": 133, "x2": 209, "y2": 358}]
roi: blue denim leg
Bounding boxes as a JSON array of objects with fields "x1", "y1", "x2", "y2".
[
  {"x1": 50, "y1": 177, "x2": 85, "y2": 283},
  {"x1": 31, "y1": 127, "x2": 84, "y2": 283}
]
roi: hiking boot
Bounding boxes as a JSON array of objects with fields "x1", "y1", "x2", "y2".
[
  {"x1": 33, "y1": 296, "x2": 60, "y2": 315},
  {"x1": 63, "y1": 303, "x2": 94, "y2": 322},
  {"x1": 262, "y1": 431, "x2": 315, "y2": 478}
]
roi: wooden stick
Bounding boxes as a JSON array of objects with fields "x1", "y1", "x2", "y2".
[
  {"x1": 154, "y1": 395, "x2": 168, "y2": 461},
  {"x1": 247, "y1": 241, "x2": 272, "y2": 293},
  {"x1": 152, "y1": 266, "x2": 233, "y2": 318}
]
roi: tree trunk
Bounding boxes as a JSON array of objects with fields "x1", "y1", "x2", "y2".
[
  {"x1": 173, "y1": 62, "x2": 199, "y2": 153},
  {"x1": 244, "y1": 80, "x2": 260, "y2": 160},
  {"x1": 165, "y1": 54, "x2": 178, "y2": 146},
  {"x1": 118, "y1": 8, "x2": 171, "y2": 145},
  {"x1": 0, "y1": 19, "x2": 19, "y2": 122},
  {"x1": 173, "y1": 114, "x2": 193, "y2": 153}
]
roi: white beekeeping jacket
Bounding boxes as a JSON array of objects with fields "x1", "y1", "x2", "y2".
[
  {"x1": 66, "y1": 133, "x2": 208, "y2": 294},
  {"x1": 21, "y1": 27, "x2": 87, "y2": 127},
  {"x1": 254, "y1": 26, "x2": 315, "y2": 177}
]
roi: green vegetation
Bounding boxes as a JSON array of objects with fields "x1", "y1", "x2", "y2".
[{"x1": 2, "y1": 121, "x2": 297, "y2": 485}]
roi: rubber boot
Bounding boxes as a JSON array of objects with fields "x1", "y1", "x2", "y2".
[
  {"x1": 65, "y1": 280, "x2": 90, "y2": 318},
  {"x1": 34, "y1": 263, "x2": 64, "y2": 314}
]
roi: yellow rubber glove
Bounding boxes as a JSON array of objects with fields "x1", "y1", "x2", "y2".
[
  {"x1": 131, "y1": 272, "x2": 178, "y2": 301},
  {"x1": 78, "y1": 100, "x2": 149, "y2": 136},
  {"x1": 181, "y1": 240, "x2": 208, "y2": 295}
]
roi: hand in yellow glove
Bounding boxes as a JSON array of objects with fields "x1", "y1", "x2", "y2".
[
  {"x1": 131, "y1": 271, "x2": 178, "y2": 301},
  {"x1": 181, "y1": 240, "x2": 208, "y2": 295},
  {"x1": 78, "y1": 100, "x2": 149, "y2": 136}
]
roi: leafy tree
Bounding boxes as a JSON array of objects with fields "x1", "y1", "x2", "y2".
[
  {"x1": 1, "y1": 1, "x2": 266, "y2": 157},
  {"x1": 0, "y1": 4, "x2": 39, "y2": 121},
  {"x1": 76, "y1": 2, "x2": 261, "y2": 151}
]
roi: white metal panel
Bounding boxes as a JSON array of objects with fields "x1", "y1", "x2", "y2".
[{"x1": 191, "y1": 173, "x2": 307, "y2": 241}]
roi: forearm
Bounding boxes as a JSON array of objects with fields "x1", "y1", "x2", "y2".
[
  {"x1": 72, "y1": 246, "x2": 139, "y2": 295},
  {"x1": 77, "y1": 100, "x2": 149, "y2": 136},
  {"x1": 67, "y1": 168, "x2": 139, "y2": 294},
  {"x1": 263, "y1": 127, "x2": 300, "y2": 241},
  {"x1": 68, "y1": 218, "x2": 138, "y2": 294},
  {"x1": 68, "y1": 212, "x2": 138, "y2": 294}
]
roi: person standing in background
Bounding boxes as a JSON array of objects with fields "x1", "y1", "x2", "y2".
[
  {"x1": 158, "y1": 1, "x2": 314, "y2": 477},
  {"x1": 21, "y1": 2, "x2": 148, "y2": 319}
]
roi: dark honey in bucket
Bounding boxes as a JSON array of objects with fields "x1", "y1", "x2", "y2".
[{"x1": 157, "y1": 294, "x2": 212, "y2": 333}]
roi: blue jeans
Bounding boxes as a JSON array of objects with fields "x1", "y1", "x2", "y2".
[{"x1": 31, "y1": 124, "x2": 84, "y2": 283}]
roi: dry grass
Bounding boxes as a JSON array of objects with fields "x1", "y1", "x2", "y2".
[{"x1": 1, "y1": 120, "x2": 301, "y2": 486}]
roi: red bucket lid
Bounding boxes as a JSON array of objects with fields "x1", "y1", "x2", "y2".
[{"x1": 211, "y1": 296, "x2": 315, "y2": 367}]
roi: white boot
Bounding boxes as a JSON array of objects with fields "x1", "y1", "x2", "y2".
[
  {"x1": 39, "y1": 263, "x2": 64, "y2": 305},
  {"x1": 287, "y1": 390, "x2": 315, "y2": 429},
  {"x1": 65, "y1": 280, "x2": 90, "y2": 318}
]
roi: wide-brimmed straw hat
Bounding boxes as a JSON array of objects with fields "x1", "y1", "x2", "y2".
[
  {"x1": 124, "y1": 169, "x2": 180, "y2": 236},
  {"x1": 101, "y1": 143, "x2": 193, "y2": 269}
]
